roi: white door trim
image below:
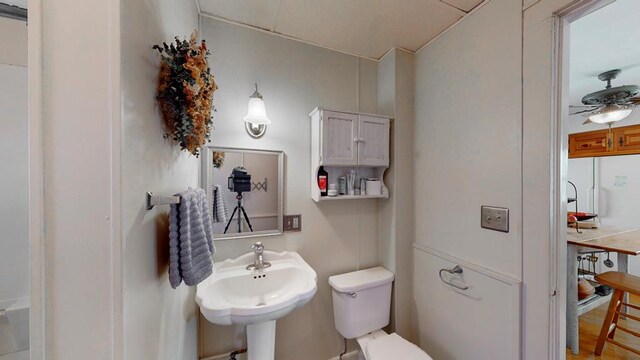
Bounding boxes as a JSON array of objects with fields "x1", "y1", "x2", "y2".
[
  {"x1": 27, "y1": 0, "x2": 45, "y2": 358},
  {"x1": 549, "y1": 1, "x2": 615, "y2": 359}
]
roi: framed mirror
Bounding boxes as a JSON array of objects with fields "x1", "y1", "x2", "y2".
[{"x1": 202, "y1": 146, "x2": 284, "y2": 240}]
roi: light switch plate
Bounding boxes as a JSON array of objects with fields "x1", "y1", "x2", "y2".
[
  {"x1": 481, "y1": 206, "x2": 509, "y2": 233},
  {"x1": 284, "y1": 214, "x2": 302, "y2": 232}
]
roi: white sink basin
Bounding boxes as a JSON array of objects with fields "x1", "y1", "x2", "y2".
[{"x1": 196, "y1": 250, "x2": 317, "y2": 326}]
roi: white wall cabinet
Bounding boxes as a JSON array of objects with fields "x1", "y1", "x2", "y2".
[
  {"x1": 313, "y1": 108, "x2": 390, "y2": 167},
  {"x1": 320, "y1": 110, "x2": 359, "y2": 165},
  {"x1": 358, "y1": 115, "x2": 390, "y2": 166},
  {"x1": 310, "y1": 108, "x2": 390, "y2": 202}
]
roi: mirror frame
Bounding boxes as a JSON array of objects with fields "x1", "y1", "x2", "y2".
[{"x1": 201, "y1": 146, "x2": 284, "y2": 240}]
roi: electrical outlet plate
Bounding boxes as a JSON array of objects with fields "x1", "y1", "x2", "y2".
[
  {"x1": 284, "y1": 214, "x2": 302, "y2": 232},
  {"x1": 481, "y1": 206, "x2": 509, "y2": 233}
]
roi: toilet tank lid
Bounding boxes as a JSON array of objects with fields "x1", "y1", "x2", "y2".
[{"x1": 329, "y1": 266, "x2": 394, "y2": 293}]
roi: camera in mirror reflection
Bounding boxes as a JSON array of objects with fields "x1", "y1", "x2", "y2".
[{"x1": 228, "y1": 166, "x2": 252, "y2": 194}]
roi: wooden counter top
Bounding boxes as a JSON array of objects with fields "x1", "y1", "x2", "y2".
[{"x1": 567, "y1": 226, "x2": 640, "y2": 255}]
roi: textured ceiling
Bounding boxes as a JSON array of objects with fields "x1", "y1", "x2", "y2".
[
  {"x1": 570, "y1": 0, "x2": 640, "y2": 106},
  {"x1": 198, "y1": 0, "x2": 484, "y2": 59}
]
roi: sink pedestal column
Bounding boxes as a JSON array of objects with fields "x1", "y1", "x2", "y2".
[{"x1": 247, "y1": 320, "x2": 276, "y2": 360}]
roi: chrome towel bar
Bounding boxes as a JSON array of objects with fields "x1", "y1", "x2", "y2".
[
  {"x1": 439, "y1": 265, "x2": 469, "y2": 291},
  {"x1": 146, "y1": 191, "x2": 180, "y2": 210}
]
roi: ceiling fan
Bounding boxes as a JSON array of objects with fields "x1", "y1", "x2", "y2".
[{"x1": 570, "y1": 69, "x2": 640, "y2": 125}]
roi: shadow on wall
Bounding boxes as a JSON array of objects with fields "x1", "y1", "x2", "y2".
[{"x1": 156, "y1": 213, "x2": 170, "y2": 278}]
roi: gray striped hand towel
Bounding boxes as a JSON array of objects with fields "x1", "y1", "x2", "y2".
[{"x1": 169, "y1": 188, "x2": 215, "y2": 288}]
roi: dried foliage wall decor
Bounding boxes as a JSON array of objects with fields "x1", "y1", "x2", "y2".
[
  {"x1": 212, "y1": 151, "x2": 225, "y2": 169},
  {"x1": 153, "y1": 31, "x2": 218, "y2": 157}
]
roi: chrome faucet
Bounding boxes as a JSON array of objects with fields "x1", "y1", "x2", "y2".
[{"x1": 246, "y1": 242, "x2": 271, "y2": 270}]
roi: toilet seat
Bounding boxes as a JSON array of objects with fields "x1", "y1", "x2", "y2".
[{"x1": 365, "y1": 333, "x2": 432, "y2": 360}]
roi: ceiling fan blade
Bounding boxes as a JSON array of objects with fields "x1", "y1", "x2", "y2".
[
  {"x1": 569, "y1": 105, "x2": 598, "y2": 108},
  {"x1": 570, "y1": 108, "x2": 600, "y2": 115},
  {"x1": 620, "y1": 62, "x2": 640, "y2": 72},
  {"x1": 569, "y1": 105, "x2": 600, "y2": 115}
]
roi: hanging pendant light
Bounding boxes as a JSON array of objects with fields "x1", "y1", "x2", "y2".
[{"x1": 244, "y1": 83, "x2": 271, "y2": 138}]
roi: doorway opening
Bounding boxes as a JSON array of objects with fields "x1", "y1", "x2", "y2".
[
  {"x1": 0, "y1": 3, "x2": 29, "y2": 359},
  {"x1": 557, "y1": 0, "x2": 640, "y2": 358}
]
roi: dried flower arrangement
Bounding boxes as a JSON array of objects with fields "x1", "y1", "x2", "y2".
[
  {"x1": 153, "y1": 31, "x2": 218, "y2": 157},
  {"x1": 212, "y1": 151, "x2": 225, "y2": 169}
]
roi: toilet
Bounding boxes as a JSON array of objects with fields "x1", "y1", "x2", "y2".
[{"x1": 329, "y1": 267, "x2": 432, "y2": 360}]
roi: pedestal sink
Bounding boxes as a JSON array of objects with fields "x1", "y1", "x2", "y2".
[{"x1": 196, "y1": 250, "x2": 317, "y2": 360}]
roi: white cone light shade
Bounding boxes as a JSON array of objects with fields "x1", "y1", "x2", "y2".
[
  {"x1": 589, "y1": 105, "x2": 632, "y2": 124},
  {"x1": 244, "y1": 97, "x2": 271, "y2": 125}
]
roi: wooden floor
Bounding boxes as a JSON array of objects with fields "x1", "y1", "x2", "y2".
[{"x1": 567, "y1": 295, "x2": 640, "y2": 359}]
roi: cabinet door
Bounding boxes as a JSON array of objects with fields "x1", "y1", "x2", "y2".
[
  {"x1": 358, "y1": 115, "x2": 389, "y2": 166},
  {"x1": 321, "y1": 111, "x2": 358, "y2": 165},
  {"x1": 614, "y1": 125, "x2": 640, "y2": 154},
  {"x1": 568, "y1": 129, "x2": 611, "y2": 158}
]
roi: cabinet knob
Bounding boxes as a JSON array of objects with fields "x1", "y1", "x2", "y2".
[{"x1": 619, "y1": 137, "x2": 624, "y2": 147}]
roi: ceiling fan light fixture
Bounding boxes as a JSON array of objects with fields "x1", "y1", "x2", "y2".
[{"x1": 589, "y1": 104, "x2": 632, "y2": 124}]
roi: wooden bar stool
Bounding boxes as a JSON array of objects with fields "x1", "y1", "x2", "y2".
[{"x1": 594, "y1": 271, "x2": 640, "y2": 356}]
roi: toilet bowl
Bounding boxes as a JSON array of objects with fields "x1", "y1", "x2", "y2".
[{"x1": 328, "y1": 267, "x2": 432, "y2": 360}]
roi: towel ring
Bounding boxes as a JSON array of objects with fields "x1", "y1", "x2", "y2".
[{"x1": 439, "y1": 265, "x2": 469, "y2": 291}]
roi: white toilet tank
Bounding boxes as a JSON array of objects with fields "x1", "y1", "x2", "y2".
[{"x1": 328, "y1": 267, "x2": 394, "y2": 339}]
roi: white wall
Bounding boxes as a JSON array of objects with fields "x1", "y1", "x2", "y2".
[
  {"x1": 598, "y1": 155, "x2": 640, "y2": 275},
  {"x1": 568, "y1": 154, "x2": 640, "y2": 275},
  {"x1": 0, "y1": 17, "x2": 27, "y2": 67},
  {"x1": 414, "y1": 0, "x2": 522, "y2": 276},
  {"x1": 377, "y1": 48, "x2": 415, "y2": 341},
  {"x1": 597, "y1": 155, "x2": 640, "y2": 227},
  {"x1": 413, "y1": 0, "x2": 523, "y2": 357},
  {"x1": 39, "y1": 0, "x2": 121, "y2": 357},
  {"x1": 199, "y1": 17, "x2": 380, "y2": 359},
  {"x1": 567, "y1": 158, "x2": 597, "y2": 213},
  {"x1": 0, "y1": 17, "x2": 28, "y2": 307},
  {"x1": 120, "y1": 0, "x2": 200, "y2": 359},
  {"x1": 39, "y1": 0, "x2": 201, "y2": 358}
]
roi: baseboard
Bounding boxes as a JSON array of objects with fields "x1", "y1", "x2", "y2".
[{"x1": 327, "y1": 350, "x2": 359, "y2": 360}]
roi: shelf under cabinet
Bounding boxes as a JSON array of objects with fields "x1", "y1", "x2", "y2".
[{"x1": 315, "y1": 194, "x2": 388, "y2": 201}]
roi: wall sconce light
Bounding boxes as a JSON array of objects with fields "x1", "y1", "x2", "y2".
[{"x1": 244, "y1": 83, "x2": 271, "y2": 138}]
